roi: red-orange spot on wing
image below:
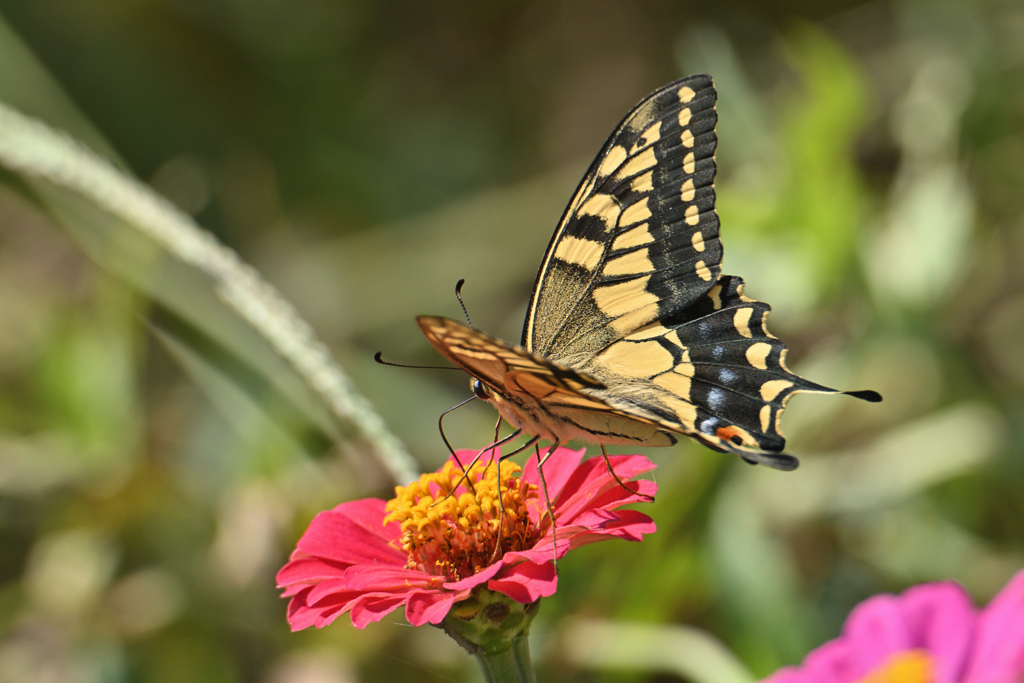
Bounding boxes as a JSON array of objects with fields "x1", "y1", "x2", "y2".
[{"x1": 716, "y1": 426, "x2": 743, "y2": 443}]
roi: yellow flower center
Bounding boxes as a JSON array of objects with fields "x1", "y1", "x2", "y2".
[
  {"x1": 855, "y1": 650, "x2": 935, "y2": 683},
  {"x1": 383, "y1": 460, "x2": 542, "y2": 582}
]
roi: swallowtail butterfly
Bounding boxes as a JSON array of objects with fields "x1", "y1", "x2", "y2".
[{"x1": 418, "y1": 74, "x2": 880, "y2": 470}]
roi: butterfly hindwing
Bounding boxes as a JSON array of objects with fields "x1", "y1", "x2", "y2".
[
  {"x1": 573, "y1": 275, "x2": 866, "y2": 469},
  {"x1": 524, "y1": 75, "x2": 722, "y2": 361}
]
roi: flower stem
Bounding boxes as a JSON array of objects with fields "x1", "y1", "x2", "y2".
[
  {"x1": 439, "y1": 589, "x2": 540, "y2": 682},
  {"x1": 474, "y1": 636, "x2": 536, "y2": 683}
]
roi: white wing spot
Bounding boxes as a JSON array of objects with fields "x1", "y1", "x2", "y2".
[
  {"x1": 700, "y1": 417, "x2": 718, "y2": 434},
  {"x1": 707, "y1": 388, "x2": 726, "y2": 411}
]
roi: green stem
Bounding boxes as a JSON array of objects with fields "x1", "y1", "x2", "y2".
[{"x1": 474, "y1": 636, "x2": 536, "y2": 683}]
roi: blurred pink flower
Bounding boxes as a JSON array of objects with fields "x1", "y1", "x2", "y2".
[
  {"x1": 764, "y1": 570, "x2": 1024, "y2": 683},
  {"x1": 278, "y1": 447, "x2": 656, "y2": 630}
]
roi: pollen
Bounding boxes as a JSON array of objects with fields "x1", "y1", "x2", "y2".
[
  {"x1": 855, "y1": 650, "x2": 935, "y2": 683},
  {"x1": 383, "y1": 460, "x2": 542, "y2": 582}
]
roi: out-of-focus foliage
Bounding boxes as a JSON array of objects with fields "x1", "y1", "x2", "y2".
[{"x1": 0, "y1": 0, "x2": 1022, "y2": 681}]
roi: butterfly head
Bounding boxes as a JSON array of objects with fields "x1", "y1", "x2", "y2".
[{"x1": 471, "y1": 378, "x2": 491, "y2": 400}]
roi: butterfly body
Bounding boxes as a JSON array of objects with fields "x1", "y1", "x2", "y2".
[{"x1": 418, "y1": 74, "x2": 880, "y2": 470}]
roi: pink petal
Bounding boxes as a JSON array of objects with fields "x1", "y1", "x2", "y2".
[
  {"x1": 567, "y1": 510, "x2": 657, "y2": 546},
  {"x1": 336, "y1": 498, "x2": 399, "y2": 534},
  {"x1": 340, "y1": 565, "x2": 440, "y2": 592},
  {"x1": 787, "y1": 638, "x2": 859, "y2": 683},
  {"x1": 287, "y1": 586, "x2": 363, "y2": 631},
  {"x1": 550, "y1": 457, "x2": 654, "y2": 524},
  {"x1": 510, "y1": 508, "x2": 656, "y2": 566},
  {"x1": 296, "y1": 502, "x2": 405, "y2": 566},
  {"x1": 488, "y1": 561, "x2": 558, "y2": 603},
  {"x1": 761, "y1": 666, "x2": 818, "y2": 683},
  {"x1": 285, "y1": 588, "x2": 321, "y2": 631},
  {"x1": 405, "y1": 589, "x2": 469, "y2": 626},
  {"x1": 963, "y1": 570, "x2": 1024, "y2": 683},
  {"x1": 899, "y1": 581, "x2": 976, "y2": 683},
  {"x1": 523, "y1": 447, "x2": 586, "y2": 503},
  {"x1": 276, "y1": 556, "x2": 350, "y2": 587},
  {"x1": 313, "y1": 604, "x2": 350, "y2": 628},
  {"x1": 348, "y1": 594, "x2": 408, "y2": 628},
  {"x1": 306, "y1": 578, "x2": 351, "y2": 605},
  {"x1": 841, "y1": 594, "x2": 915, "y2": 677}
]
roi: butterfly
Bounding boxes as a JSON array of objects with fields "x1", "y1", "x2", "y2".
[{"x1": 418, "y1": 74, "x2": 880, "y2": 471}]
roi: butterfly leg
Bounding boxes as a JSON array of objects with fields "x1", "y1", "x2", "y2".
[
  {"x1": 535, "y1": 441, "x2": 561, "y2": 572},
  {"x1": 486, "y1": 416, "x2": 503, "y2": 465},
  {"x1": 434, "y1": 428, "x2": 523, "y2": 508},
  {"x1": 487, "y1": 434, "x2": 541, "y2": 564},
  {"x1": 600, "y1": 444, "x2": 654, "y2": 503},
  {"x1": 438, "y1": 395, "x2": 478, "y2": 488}
]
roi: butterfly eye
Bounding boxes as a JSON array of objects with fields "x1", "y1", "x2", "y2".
[{"x1": 471, "y1": 379, "x2": 489, "y2": 400}]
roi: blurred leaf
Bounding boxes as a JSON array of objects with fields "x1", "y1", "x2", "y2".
[
  {"x1": 0, "y1": 36, "x2": 416, "y2": 485},
  {"x1": 555, "y1": 617, "x2": 755, "y2": 683}
]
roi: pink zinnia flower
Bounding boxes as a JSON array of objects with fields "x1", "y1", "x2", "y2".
[
  {"x1": 763, "y1": 570, "x2": 1024, "y2": 683},
  {"x1": 277, "y1": 447, "x2": 656, "y2": 630}
]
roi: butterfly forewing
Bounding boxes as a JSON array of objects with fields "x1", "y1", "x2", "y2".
[
  {"x1": 418, "y1": 316, "x2": 678, "y2": 447},
  {"x1": 524, "y1": 75, "x2": 722, "y2": 361}
]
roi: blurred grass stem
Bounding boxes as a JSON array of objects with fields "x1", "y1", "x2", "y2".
[{"x1": 0, "y1": 99, "x2": 418, "y2": 485}]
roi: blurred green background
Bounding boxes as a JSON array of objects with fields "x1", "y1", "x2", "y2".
[{"x1": 0, "y1": 0, "x2": 1022, "y2": 681}]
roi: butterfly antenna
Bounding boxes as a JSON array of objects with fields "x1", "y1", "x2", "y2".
[
  {"x1": 374, "y1": 352, "x2": 462, "y2": 371},
  {"x1": 454, "y1": 279, "x2": 473, "y2": 328},
  {"x1": 601, "y1": 444, "x2": 653, "y2": 503}
]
